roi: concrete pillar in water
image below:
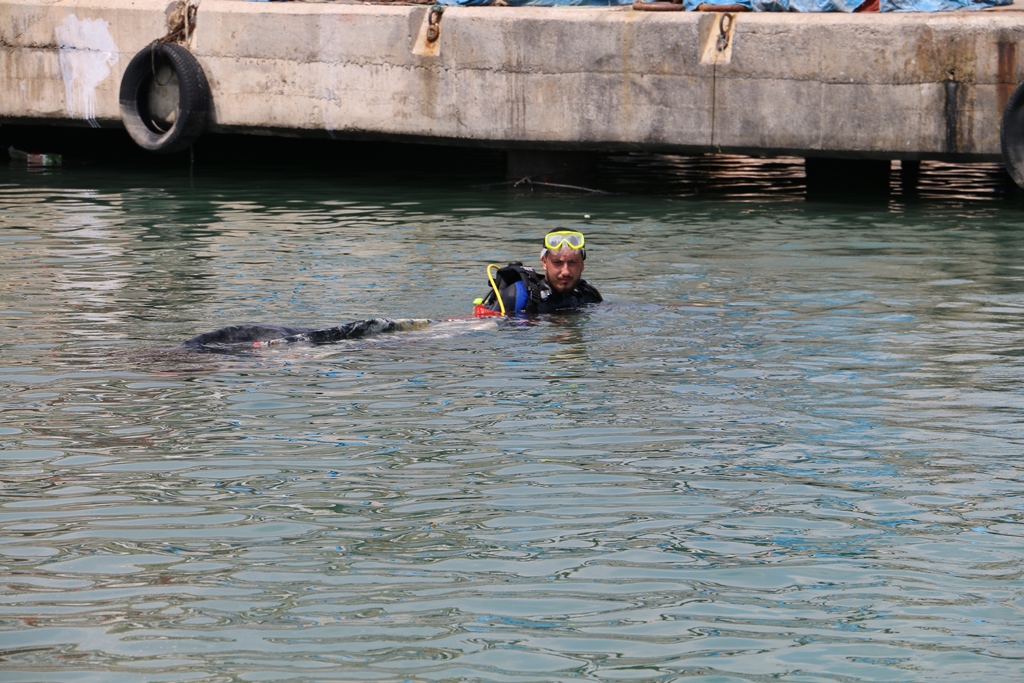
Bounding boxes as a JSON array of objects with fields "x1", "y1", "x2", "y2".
[
  {"x1": 899, "y1": 159, "x2": 921, "y2": 195},
  {"x1": 805, "y1": 158, "x2": 892, "y2": 196},
  {"x1": 506, "y1": 150, "x2": 599, "y2": 188}
]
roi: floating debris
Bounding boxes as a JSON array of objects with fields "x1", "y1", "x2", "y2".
[{"x1": 8, "y1": 146, "x2": 62, "y2": 166}]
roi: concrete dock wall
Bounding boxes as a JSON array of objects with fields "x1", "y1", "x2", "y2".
[{"x1": 2, "y1": 0, "x2": 1023, "y2": 161}]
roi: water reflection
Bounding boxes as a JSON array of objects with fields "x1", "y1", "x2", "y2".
[
  {"x1": 595, "y1": 153, "x2": 1018, "y2": 205},
  {"x1": 1, "y1": 153, "x2": 1024, "y2": 681}
]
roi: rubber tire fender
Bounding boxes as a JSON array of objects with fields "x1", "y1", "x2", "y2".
[
  {"x1": 119, "y1": 42, "x2": 210, "y2": 154},
  {"x1": 1001, "y1": 81, "x2": 1024, "y2": 189}
]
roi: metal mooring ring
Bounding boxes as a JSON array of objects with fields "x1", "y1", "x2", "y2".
[{"x1": 426, "y1": 6, "x2": 443, "y2": 44}]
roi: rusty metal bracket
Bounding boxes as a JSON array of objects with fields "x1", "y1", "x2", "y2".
[
  {"x1": 716, "y1": 13, "x2": 733, "y2": 53},
  {"x1": 700, "y1": 11, "x2": 736, "y2": 66},
  {"x1": 426, "y1": 6, "x2": 444, "y2": 44}
]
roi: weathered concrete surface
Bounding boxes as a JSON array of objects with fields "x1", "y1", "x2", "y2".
[{"x1": 2, "y1": 0, "x2": 1023, "y2": 161}]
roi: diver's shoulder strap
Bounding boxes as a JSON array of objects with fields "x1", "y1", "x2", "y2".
[{"x1": 576, "y1": 279, "x2": 603, "y2": 303}]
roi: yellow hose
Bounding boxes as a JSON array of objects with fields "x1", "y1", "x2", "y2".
[{"x1": 486, "y1": 263, "x2": 506, "y2": 316}]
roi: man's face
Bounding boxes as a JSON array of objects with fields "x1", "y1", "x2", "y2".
[{"x1": 541, "y1": 248, "x2": 585, "y2": 294}]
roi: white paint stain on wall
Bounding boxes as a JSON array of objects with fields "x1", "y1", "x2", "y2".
[{"x1": 55, "y1": 15, "x2": 119, "y2": 127}]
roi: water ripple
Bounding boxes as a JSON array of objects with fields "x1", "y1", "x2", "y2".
[{"x1": 2, "y1": 158, "x2": 1024, "y2": 681}]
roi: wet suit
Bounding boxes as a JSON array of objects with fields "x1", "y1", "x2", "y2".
[
  {"x1": 180, "y1": 318, "x2": 417, "y2": 353},
  {"x1": 479, "y1": 262, "x2": 602, "y2": 316}
]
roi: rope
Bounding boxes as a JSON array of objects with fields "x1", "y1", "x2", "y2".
[{"x1": 162, "y1": 0, "x2": 200, "y2": 45}]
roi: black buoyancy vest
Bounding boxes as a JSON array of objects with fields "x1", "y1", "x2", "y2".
[{"x1": 480, "y1": 262, "x2": 602, "y2": 315}]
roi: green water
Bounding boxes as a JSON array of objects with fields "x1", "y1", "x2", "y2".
[{"x1": 1, "y1": 148, "x2": 1023, "y2": 682}]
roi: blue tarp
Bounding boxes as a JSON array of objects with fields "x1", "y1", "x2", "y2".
[
  {"x1": 440, "y1": 0, "x2": 630, "y2": 5},
  {"x1": 439, "y1": 0, "x2": 1010, "y2": 9},
  {"x1": 693, "y1": 0, "x2": 1008, "y2": 9},
  {"x1": 880, "y1": 0, "x2": 1008, "y2": 9}
]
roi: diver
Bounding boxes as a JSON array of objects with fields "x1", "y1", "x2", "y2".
[
  {"x1": 180, "y1": 230, "x2": 601, "y2": 353},
  {"x1": 474, "y1": 230, "x2": 603, "y2": 316}
]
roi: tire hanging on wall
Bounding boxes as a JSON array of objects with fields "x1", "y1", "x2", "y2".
[
  {"x1": 1001, "y1": 81, "x2": 1024, "y2": 189},
  {"x1": 119, "y1": 41, "x2": 211, "y2": 154}
]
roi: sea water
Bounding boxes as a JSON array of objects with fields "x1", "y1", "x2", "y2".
[{"x1": 1, "y1": 151, "x2": 1023, "y2": 682}]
